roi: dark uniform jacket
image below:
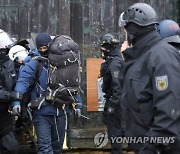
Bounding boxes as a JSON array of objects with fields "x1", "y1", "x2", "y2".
[
  {"x1": 121, "y1": 30, "x2": 180, "y2": 151},
  {"x1": 0, "y1": 57, "x2": 17, "y2": 138},
  {"x1": 100, "y1": 47, "x2": 123, "y2": 106},
  {"x1": 163, "y1": 35, "x2": 180, "y2": 55}
]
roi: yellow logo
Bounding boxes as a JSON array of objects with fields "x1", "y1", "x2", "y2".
[{"x1": 155, "y1": 75, "x2": 168, "y2": 91}]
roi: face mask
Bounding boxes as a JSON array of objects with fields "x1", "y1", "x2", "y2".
[{"x1": 39, "y1": 50, "x2": 49, "y2": 58}]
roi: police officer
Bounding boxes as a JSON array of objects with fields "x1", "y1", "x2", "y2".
[
  {"x1": 157, "y1": 19, "x2": 180, "y2": 51},
  {"x1": 100, "y1": 33, "x2": 124, "y2": 154},
  {"x1": 119, "y1": 3, "x2": 180, "y2": 154},
  {"x1": 0, "y1": 29, "x2": 23, "y2": 154}
]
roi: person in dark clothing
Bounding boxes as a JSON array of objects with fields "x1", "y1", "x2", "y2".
[
  {"x1": 119, "y1": 3, "x2": 180, "y2": 154},
  {"x1": 100, "y1": 33, "x2": 124, "y2": 154},
  {"x1": 12, "y1": 33, "x2": 66, "y2": 154},
  {"x1": 0, "y1": 29, "x2": 23, "y2": 154},
  {"x1": 157, "y1": 19, "x2": 180, "y2": 51}
]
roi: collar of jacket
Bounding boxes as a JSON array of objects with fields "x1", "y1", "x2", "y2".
[
  {"x1": 123, "y1": 31, "x2": 162, "y2": 62},
  {"x1": 0, "y1": 56, "x2": 9, "y2": 64},
  {"x1": 163, "y1": 35, "x2": 180, "y2": 44},
  {"x1": 104, "y1": 47, "x2": 122, "y2": 60}
]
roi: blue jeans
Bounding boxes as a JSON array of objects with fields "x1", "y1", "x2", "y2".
[{"x1": 33, "y1": 114, "x2": 66, "y2": 154}]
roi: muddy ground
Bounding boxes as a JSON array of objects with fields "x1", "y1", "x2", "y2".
[{"x1": 19, "y1": 145, "x2": 134, "y2": 154}]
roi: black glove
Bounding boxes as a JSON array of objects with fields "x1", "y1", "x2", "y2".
[
  {"x1": 109, "y1": 98, "x2": 120, "y2": 107},
  {"x1": 10, "y1": 92, "x2": 23, "y2": 101},
  {"x1": 107, "y1": 101, "x2": 119, "y2": 114}
]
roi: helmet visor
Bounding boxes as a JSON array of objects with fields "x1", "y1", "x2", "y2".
[
  {"x1": 11, "y1": 49, "x2": 28, "y2": 61},
  {"x1": 119, "y1": 12, "x2": 126, "y2": 27}
]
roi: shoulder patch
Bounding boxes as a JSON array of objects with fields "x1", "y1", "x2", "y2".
[
  {"x1": 155, "y1": 75, "x2": 168, "y2": 91},
  {"x1": 113, "y1": 71, "x2": 119, "y2": 78}
]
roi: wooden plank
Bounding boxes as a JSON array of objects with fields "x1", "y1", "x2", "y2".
[
  {"x1": 67, "y1": 111, "x2": 106, "y2": 129},
  {"x1": 0, "y1": 6, "x2": 19, "y2": 37},
  {"x1": 67, "y1": 128, "x2": 128, "y2": 149},
  {"x1": 67, "y1": 128, "x2": 111, "y2": 149},
  {"x1": 58, "y1": 0, "x2": 70, "y2": 36},
  {"x1": 70, "y1": 0, "x2": 83, "y2": 46},
  {"x1": 0, "y1": 0, "x2": 179, "y2": 40},
  {"x1": 68, "y1": 128, "x2": 107, "y2": 139},
  {"x1": 67, "y1": 138, "x2": 111, "y2": 149},
  {"x1": 86, "y1": 58, "x2": 103, "y2": 111},
  {"x1": 18, "y1": 6, "x2": 28, "y2": 39}
]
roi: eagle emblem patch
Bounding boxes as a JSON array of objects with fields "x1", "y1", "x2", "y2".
[
  {"x1": 113, "y1": 71, "x2": 119, "y2": 78},
  {"x1": 155, "y1": 75, "x2": 168, "y2": 91}
]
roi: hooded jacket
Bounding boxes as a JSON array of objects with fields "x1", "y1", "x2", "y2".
[{"x1": 14, "y1": 58, "x2": 64, "y2": 116}]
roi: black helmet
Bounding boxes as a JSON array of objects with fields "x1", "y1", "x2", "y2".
[
  {"x1": 119, "y1": 3, "x2": 158, "y2": 27},
  {"x1": 100, "y1": 33, "x2": 119, "y2": 48}
]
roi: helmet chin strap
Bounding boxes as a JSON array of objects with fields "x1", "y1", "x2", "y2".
[{"x1": 127, "y1": 34, "x2": 134, "y2": 45}]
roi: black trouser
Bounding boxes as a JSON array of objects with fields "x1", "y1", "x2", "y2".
[
  {"x1": 103, "y1": 100, "x2": 122, "y2": 154},
  {"x1": 0, "y1": 131, "x2": 19, "y2": 154}
]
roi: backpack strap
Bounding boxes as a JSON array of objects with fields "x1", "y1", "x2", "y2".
[
  {"x1": 23, "y1": 58, "x2": 44, "y2": 105},
  {"x1": 32, "y1": 56, "x2": 48, "y2": 80},
  {"x1": 28, "y1": 58, "x2": 43, "y2": 88},
  {"x1": 34, "y1": 60, "x2": 43, "y2": 84},
  {"x1": 32, "y1": 56, "x2": 49, "y2": 96}
]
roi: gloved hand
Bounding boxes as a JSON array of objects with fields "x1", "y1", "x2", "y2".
[
  {"x1": 107, "y1": 106, "x2": 115, "y2": 114},
  {"x1": 107, "y1": 102, "x2": 117, "y2": 114},
  {"x1": 12, "y1": 105, "x2": 21, "y2": 116},
  {"x1": 75, "y1": 109, "x2": 81, "y2": 117},
  {"x1": 10, "y1": 92, "x2": 23, "y2": 101},
  {"x1": 108, "y1": 99, "x2": 120, "y2": 114}
]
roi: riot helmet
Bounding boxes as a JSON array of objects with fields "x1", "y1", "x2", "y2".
[
  {"x1": 99, "y1": 33, "x2": 120, "y2": 59},
  {"x1": 118, "y1": 3, "x2": 158, "y2": 45},
  {"x1": 99, "y1": 33, "x2": 119, "y2": 50},
  {"x1": 157, "y1": 19, "x2": 180, "y2": 38},
  {"x1": 0, "y1": 29, "x2": 15, "y2": 61},
  {"x1": 156, "y1": 19, "x2": 180, "y2": 43},
  {"x1": 119, "y1": 3, "x2": 158, "y2": 28},
  {"x1": 8, "y1": 45, "x2": 28, "y2": 62},
  {"x1": 0, "y1": 29, "x2": 15, "y2": 48}
]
